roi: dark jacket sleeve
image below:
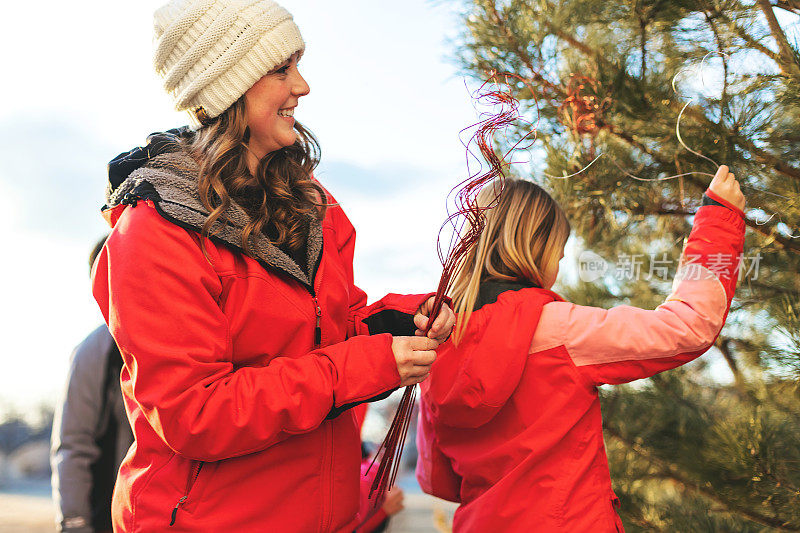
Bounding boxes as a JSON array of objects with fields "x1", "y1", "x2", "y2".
[{"x1": 50, "y1": 326, "x2": 115, "y2": 533}]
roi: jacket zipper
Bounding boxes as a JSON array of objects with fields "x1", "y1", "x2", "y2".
[
  {"x1": 169, "y1": 461, "x2": 204, "y2": 527},
  {"x1": 313, "y1": 296, "x2": 323, "y2": 347},
  {"x1": 309, "y1": 244, "x2": 324, "y2": 348},
  {"x1": 309, "y1": 252, "x2": 333, "y2": 531}
]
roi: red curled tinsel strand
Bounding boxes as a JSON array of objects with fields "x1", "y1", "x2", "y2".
[
  {"x1": 557, "y1": 75, "x2": 609, "y2": 137},
  {"x1": 367, "y1": 71, "x2": 540, "y2": 505}
]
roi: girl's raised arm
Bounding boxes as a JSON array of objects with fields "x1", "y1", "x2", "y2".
[{"x1": 531, "y1": 169, "x2": 746, "y2": 387}]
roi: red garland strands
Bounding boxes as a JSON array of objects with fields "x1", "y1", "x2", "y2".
[
  {"x1": 366, "y1": 71, "x2": 541, "y2": 504},
  {"x1": 557, "y1": 74, "x2": 610, "y2": 137}
]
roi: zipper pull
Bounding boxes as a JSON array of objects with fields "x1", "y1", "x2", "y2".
[
  {"x1": 121, "y1": 193, "x2": 140, "y2": 207},
  {"x1": 313, "y1": 297, "x2": 322, "y2": 347},
  {"x1": 170, "y1": 496, "x2": 187, "y2": 526}
]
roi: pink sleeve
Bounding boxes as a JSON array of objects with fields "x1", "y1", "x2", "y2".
[
  {"x1": 532, "y1": 203, "x2": 745, "y2": 386},
  {"x1": 415, "y1": 399, "x2": 461, "y2": 503}
]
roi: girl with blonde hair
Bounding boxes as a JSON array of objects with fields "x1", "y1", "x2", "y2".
[{"x1": 416, "y1": 168, "x2": 746, "y2": 532}]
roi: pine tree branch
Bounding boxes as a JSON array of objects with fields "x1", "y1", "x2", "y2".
[
  {"x1": 732, "y1": 25, "x2": 782, "y2": 64},
  {"x1": 639, "y1": 14, "x2": 648, "y2": 80},
  {"x1": 756, "y1": 0, "x2": 800, "y2": 79},
  {"x1": 730, "y1": 131, "x2": 800, "y2": 183},
  {"x1": 602, "y1": 127, "x2": 800, "y2": 254},
  {"x1": 739, "y1": 279, "x2": 800, "y2": 298},
  {"x1": 528, "y1": 4, "x2": 800, "y2": 184},
  {"x1": 772, "y1": 1, "x2": 800, "y2": 14},
  {"x1": 628, "y1": 206, "x2": 695, "y2": 217},
  {"x1": 704, "y1": 10, "x2": 731, "y2": 145},
  {"x1": 651, "y1": 374, "x2": 709, "y2": 412},
  {"x1": 678, "y1": 172, "x2": 800, "y2": 254},
  {"x1": 483, "y1": 3, "x2": 561, "y2": 94},
  {"x1": 628, "y1": 83, "x2": 800, "y2": 184},
  {"x1": 634, "y1": 59, "x2": 800, "y2": 183},
  {"x1": 545, "y1": 20, "x2": 609, "y2": 67},
  {"x1": 552, "y1": 25, "x2": 601, "y2": 59},
  {"x1": 742, "y1": 215, "x2": 800, "y2": 254},
  {"x1": 706, "y1": 6, "x2": 783, "y2": 65},
  {"x1": 605, "y1": 426, "x2": 800, "y2": 530},
  {"x1": 716, "y1": 337, "x2": 748, "y2": 393},
  {"x1": 591, "y1": 37, "x2": 798, "y2": 181},
  {"x1": 489, "y1": 0, "x2": 800, "y2": 184},
  {"x1": 480, "y1": 4, "x2": 800, "y2": 253},
  {"x1": 728, "y1": 337, "x2": 772, "y2": 358},
  {"x1": 626, "y1": 504, "x2": 669, "y2": 533}
]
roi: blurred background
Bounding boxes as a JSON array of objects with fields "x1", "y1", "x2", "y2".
[{"x1": 1, "y1": 1, "x2": 798, "y2": 531}]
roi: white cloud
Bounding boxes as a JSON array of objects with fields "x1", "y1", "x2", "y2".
[{"x1": 0, "y1": 231, "x2": 105, "y2": 411}]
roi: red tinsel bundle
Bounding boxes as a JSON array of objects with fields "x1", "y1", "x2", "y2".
[
  {"x1": 558, "y1": 75, "x2": 608, "y2": 136},
  {"x1": 367, "y1": 71, "x2": 538, "y2": 504}
]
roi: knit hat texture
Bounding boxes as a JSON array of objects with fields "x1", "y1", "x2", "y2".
[{"x1": 153, "y1": 0, "x2": 305, "y2": 120}]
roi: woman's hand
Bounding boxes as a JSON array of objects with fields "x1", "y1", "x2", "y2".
[
  {"x1": 392, "y1": 336, "x2": 438, "y2": 386},
  {"x1": 381, "y1": 487, "x2": 405, "y2": 516},
  {"x1": 414, "y1": 297, "x2": 456, "y2": 343},
  {"x1": 709, "y1": 165, "x2": 745, "y2": 211}
]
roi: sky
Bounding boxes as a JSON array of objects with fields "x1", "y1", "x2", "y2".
[{"x1": 0, "y1": 0, "x2": 481, "y2": 412}]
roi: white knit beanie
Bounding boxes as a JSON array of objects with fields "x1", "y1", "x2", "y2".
[{"x1": 153, "y1": 0, "x2": 305, "y2": 122}]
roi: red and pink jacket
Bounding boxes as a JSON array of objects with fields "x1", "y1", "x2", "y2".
[{"x1": 416, "y1": 195, "x2": 745, "y2": 532}]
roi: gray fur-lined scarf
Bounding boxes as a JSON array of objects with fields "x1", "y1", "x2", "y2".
[{"x1": 105, "y1": 151, "x2": 323, "y2": 288}]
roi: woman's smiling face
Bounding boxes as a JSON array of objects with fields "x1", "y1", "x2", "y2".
[{"x1": 244, "y1": 52, "x2": 310, "y2": 159}]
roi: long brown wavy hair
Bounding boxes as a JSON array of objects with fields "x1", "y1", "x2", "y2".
[
  {"x1": 181, "y1": 96, "x2": 326, "y2": 255},
  {"x1": 450, "y1": 178, "x2": 571, "y2": 342}
]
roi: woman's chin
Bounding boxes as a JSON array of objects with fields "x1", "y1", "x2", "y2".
[{"x1": 278, "y1": 132, "x2": 298, "y2": 149}]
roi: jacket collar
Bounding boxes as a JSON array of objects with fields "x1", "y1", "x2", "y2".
[
  {"x1": 474, "y1": 279, "x2": 540, "y2": 311},
  {"x1": 104, "y1": 151, "x2": 323, "y2": 289}
]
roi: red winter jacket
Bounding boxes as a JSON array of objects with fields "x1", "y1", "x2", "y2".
[
  {"x1": 416, "y1": 197, "x2": 745, "y2": 532},
  {"x1": 93, "y1": 149, "x2": 430, "y2": 532}
]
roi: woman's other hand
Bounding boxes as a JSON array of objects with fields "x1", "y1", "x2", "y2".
[
  {"x1": 709, "y1": 165, "x2": 745, "y2": 211},
  {"x1": 381, "y1": 487, "x2": 405, "y2": 516},
  {"x1": 392, "y1": 336, "x2": 438, "y2": 386},
  {"x1": 414, "y1": 297, "x2": 456, "y2": 343}
]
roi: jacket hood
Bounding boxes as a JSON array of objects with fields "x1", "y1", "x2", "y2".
[
  {"x1": 107, "y1": 127, "x2": 192, "y2": 194},
  {"x1": 422, "y1": 282, "x2": 562, "y2": 428},
  {"x1": 103, "y1": 129, "x2": 322, "y2": 288}
]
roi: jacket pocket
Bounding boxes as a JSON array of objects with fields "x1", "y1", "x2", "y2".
[{"x1": 169, "y1": 460, "x2": 207, "y2": 527}]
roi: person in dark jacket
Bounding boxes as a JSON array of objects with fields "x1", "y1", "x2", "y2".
[
  {"x1": 91, "y1": 1, "x2": 454, "y2": 531},
  {"x1": 51, "y1": 237, "x2": 134, "y2": 533},
  {"x1": 417, "y1": 168, "x2": 746, "y2": 532}
]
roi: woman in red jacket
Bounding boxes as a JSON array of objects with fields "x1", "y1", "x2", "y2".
[
  {"x1": 92, "y1": 1, "x2": 453, "y2": 531},
  {"x1": 416, "y1": 166, "x2": 745, "y2": 532}
]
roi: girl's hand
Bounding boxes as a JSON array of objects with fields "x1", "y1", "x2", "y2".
[
  {"x1": 414, "y1": 297, "x2": 456, "y2": 344},
  {"x1": 709, "y1": 165, "x2": 745, "y2": 211},
  {"x1": 392, "y1": 336, "x2": 438, "y2": 386}
]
